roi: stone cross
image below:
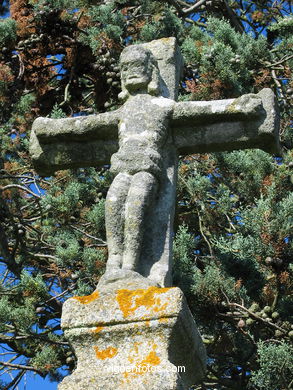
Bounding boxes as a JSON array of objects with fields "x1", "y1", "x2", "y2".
[{"x1": 30, "y1": 37, "x2": 279, "y2": 288}]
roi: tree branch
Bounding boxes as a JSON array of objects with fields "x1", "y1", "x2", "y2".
[
  {"x1": 228, "y1": 302, "x2": 287, "y2": 334},
  {"x1": 0, "y1": 185, "x2": 41, "y2": 199},
  {"x1": 263, "y1": 54, "x2": 293, "y2": 68},
  {"x1": 70, "y1": 225, "x2": 107, "y2": 245},
  {"x1": 31, "y1": 253, "x2": 59, "y2": 261},
  {"x1": 2, "y1": 369, "x2": 25, "y2": 390},
  {"x1": 223, "y1": 0, "x2": 244, "y2": 34},
  {"x1": 185, "y1": 17, "x2": 207, "y2": 27},
  {"x1": 197, "y1": 211, "x2": 214, "y2": 256},
  {"x1": 0, "y1": 361, "x2": 44, "y2": 375},
  {"x1": 271, "y1": 69, "x2": 286, "y2": 101},
  {"x1": 183, "y1": 0, "x2": 207, "y2": 14}
]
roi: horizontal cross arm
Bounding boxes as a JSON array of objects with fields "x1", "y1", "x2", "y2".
[
  {"x1": 172, "y1": 89, "x2": 280, "y2": 155},
  {"x1": 32, "y1": 110, "x2": 119, "y2": 143},
  {"x1": 30, "y1": 111, "x2": 119, "y2": 176}
]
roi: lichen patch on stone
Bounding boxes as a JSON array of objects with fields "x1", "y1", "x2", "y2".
[
  {"x1": 116, "y1": 286, "x2": 171, "y2": 318},
  {"x1": 93, "y1": 326, "x2": 104, "y2": 333},
  {"x1": 94, "y1": 346, "x2": 118, "y2": 360},
  {"x1": 159, "y1": 317, "x2": 170, "y2": 324},
  {"x1": 124, "y1": 343, "x2": 161, "y2": 379},
  {"x1": 72, "y1": 290, "x2": 99, "y2": 304},
  {"x1": 128, "y1": 342, "x2": 141, "y2": 363}
]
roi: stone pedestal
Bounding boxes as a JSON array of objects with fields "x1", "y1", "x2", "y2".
[{"x1": 58, "y1": 279, "x2": 206, "y2": 390}]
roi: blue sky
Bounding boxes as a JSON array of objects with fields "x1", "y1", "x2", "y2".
[
  {"x1": 0, "y1": 352, "x2": 59, "y2": 389},
  {"x1": 20, "y1": 374, "x2": 57, "y2": 390}
]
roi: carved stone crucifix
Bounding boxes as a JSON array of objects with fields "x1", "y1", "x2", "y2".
[{"x1": 30, "y1": 38, "x2": 279, "y2": 288}]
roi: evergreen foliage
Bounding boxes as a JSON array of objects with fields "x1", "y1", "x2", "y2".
[
  {"x1": 0, "y1": 0, "x2": 292, "y2": 389},
  {"x1": 251, "y1": 341, "x2": 293, "y2": 389},
  {"x1": 0, "y1": 18, "x2": 17, "y2": 47}
]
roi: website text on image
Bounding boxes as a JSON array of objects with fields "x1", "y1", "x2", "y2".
[{"x1": 105, "y1": 364, "x2": 186, "y2": 374}]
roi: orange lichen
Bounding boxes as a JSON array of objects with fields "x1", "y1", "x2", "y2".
[
  {"x1": 73, "y1": 290, "x2": 99, "y2": 304},
  {"x1": 143, "y1": 350, "x2": 160, "y2": 366},
  {"x1": 93, "y1": 326, "x2": 104, "y2": 334},
  {"x1": 94, "y1": 346, "x2": 118, "y2": 360},
  {"x1": 159, "y1": 317, "x2": 170, "y2": 324},
  {"x1": 116, "y1": 286, "x2": 171, "y2": 318},
  {"x1": 128, "y1": 342, "x2": 141, "y2": 364},
  {"x1": 124, "y1": 343, "x2": 161, "y2": 379}
]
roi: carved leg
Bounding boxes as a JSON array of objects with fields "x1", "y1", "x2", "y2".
[
  {"x1": 122, "y1": 171, "x2": 158, "y2": 271},
  {"x1": 105, "y1": 172, "x2": 131, "y2": 271}
]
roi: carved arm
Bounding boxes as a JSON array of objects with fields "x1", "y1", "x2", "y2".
[
  {"x1": 172, "y1": 89, "x2": 280, "y2": 155},
  {"x1": 30, "y1": 111, "x2": 120, "y2": 176}
]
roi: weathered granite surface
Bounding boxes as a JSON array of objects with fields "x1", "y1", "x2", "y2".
[
  {"x1": 29, "y1": 37, "x2": 280, "y2": 287},
  {"x1": 59, "y1": 283, "x2": 206, "y2": 390},
  {"x1": 172, "y1": 88, "x2": 280, "y2": 155}
]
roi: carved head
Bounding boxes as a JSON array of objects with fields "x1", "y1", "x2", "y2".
[{"x1": 119, "y1": 45, "x2": 160, "y2": 100}]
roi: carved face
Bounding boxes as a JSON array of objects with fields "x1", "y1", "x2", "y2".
[{"x1": 120, "y1": 47, "x2": 152, "y2": 93}]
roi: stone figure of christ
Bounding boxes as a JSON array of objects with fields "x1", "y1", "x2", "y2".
[
  {"x1": 30, "y1": 38, "x2": 279, "y2": 287},
  {"x1": 106, "y1": 45, "x2": 175, "y2": 276}
]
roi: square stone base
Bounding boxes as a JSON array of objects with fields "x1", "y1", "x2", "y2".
[{"x1": 59, "y1": 283, "x2": 206, "y2": 390}]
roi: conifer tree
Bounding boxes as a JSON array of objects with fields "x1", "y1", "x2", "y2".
[{"x1": 0, "y1": 1, "x2": 292, "y2": 388}]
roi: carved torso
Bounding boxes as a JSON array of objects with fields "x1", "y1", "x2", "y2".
[{"x1": 110, "y1": 94, "x2": 174, "y2": 178}]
